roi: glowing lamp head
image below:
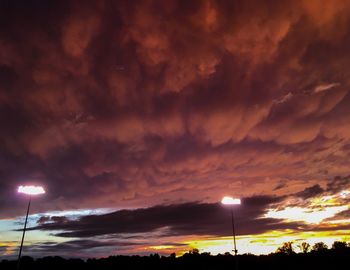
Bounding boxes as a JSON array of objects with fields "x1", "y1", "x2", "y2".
[
  {"x1": 18, "y1": 185, "x2": 45, "y2": 195},
  {"x1": 221, "y1": 196, "x2": 241, "y2": 205}
]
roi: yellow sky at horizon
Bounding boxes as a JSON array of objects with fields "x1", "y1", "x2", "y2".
[{"x1": 1, "y1": 189, "x2": 349, "y2": 258}]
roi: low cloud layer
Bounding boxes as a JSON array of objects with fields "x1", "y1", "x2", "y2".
[
  {"x1": 28, "y1": 187, "x2": 350, "y2": 240},
  {"x1": 28, "y1": 195, "x2": 294, "y2": 238}
]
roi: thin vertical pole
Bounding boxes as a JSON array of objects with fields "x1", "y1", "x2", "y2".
[
  {"x1": 230, "y1": 207, "x2": 237, "y2": 255},
  {"x1": 17, "y1": 196, "x2": 31, "y2": 270},
  {"x1": 231, "y1": 206, "x2": 239, "y2": 270}
]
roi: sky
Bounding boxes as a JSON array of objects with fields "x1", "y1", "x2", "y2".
[{"x1": 0, "y1": 0, "x2": 350, "y2": 258}]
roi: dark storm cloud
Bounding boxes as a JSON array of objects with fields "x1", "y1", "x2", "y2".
[
  {"x1": 27, "y1": 196, "x2": 303, "y2": 238},
  {"x1": 304, "y1": 223, "x2": 350, "y2": 232},
  {"x1": 37, "y1": 215, "x2": 69, "y2": 224},
  {"x1": 1, "y1": 0, "x2": 350, "y2": 218},
  {"x1": 295, "y1": 184, "x2": 324, "y2": 199},
  {"x1": 331, "y1": 209, "x2": 350, "y2": 219},
  {"x1": 326, "y1": 175, "x2": 350, "y2": 193},
  {"x1": 0, "y1": 239, "x2": 146, "y2": 258},
  {"x1": 30, "y1": 239, "x2": 144, "y2": 253},
  {"x1": 273, "y1": 182, "x2": 286, "y2": 191}
]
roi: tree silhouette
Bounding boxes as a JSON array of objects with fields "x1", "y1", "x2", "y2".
[
  {"x1": 276, "y1": 242, "x2": 294, "y2": 255},
  {"x1": 332, "y1": 241, "x2": 348, "y2": 250},
  {"x1": 312, "y1": 242, "x2": 328, "y2": 252},
  {"x1": 189, "y1": 248, "x2": 200, "y2": 255},
  {"x1": 299, "y1": 242, "x2": 311, "y2": 253}
]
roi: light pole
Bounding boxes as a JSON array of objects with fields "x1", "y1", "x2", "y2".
[
  {"x1": 17, "y1": 185, "x2": 45, "y2": 269},
  {"x1": 221, "y1": 196, "x2": 241, "y2": 256}
]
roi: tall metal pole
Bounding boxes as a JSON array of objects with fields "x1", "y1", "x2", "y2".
[
  {"x1": 230, "y1": 206, "x2": 237, "y2": 255},
  {"x1": 231, "y1": 206, "x2": 239, "y2": 270},
  {"x1": 17, "y1": 195, "x2": 31, "y2": 270}
]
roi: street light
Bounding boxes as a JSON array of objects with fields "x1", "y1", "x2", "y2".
[
  {"x1": 17, "y1": 185, "x2": 45, "y2": 269},
  {"x1": 221, "y1": 196, "x2": 241, "y2": 256}
]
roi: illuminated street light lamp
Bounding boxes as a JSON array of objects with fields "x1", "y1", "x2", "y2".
[
  {"x1": 221, "y1": 196, "x2": 241, "y2": 256},
  {"x1": 17, "y1": 185, "x2": 45, "y2": 269}
]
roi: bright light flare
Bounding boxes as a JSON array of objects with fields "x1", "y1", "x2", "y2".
[
  {"x1": 221, "y1": 196, "x2": 241, "y2": 205},
  {"x1": 18, "y1": 185, "x2": 45, "y2": 195}
]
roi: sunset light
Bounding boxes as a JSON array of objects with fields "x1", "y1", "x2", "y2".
[{"x1": 265, "y1": 205, "x2": 348, "y2": 224}]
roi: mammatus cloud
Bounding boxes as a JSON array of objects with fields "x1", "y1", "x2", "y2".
[{"x1": 0, "y1": 0, "x2": 350, "y2": 225}]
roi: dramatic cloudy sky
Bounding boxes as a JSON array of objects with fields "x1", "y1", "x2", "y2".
[{"x1": 1, "y1": 0, "x2": 350, "y2": 258}]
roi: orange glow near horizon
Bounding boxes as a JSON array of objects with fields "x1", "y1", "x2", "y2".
[
  {"x1": 1, "y1": 190, "x2": 348, "y2": 258},
  {"x1": 0, "y1": 242, "x2": 17, "y2": 256},
  {"x1": 145, "y1": 229, "x2": 350, "y2": 256},
  {"x1": 3, "y1": 229, "x2": 350, "y2": 257}
]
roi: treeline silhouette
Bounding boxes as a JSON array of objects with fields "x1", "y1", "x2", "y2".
[{"x1": 1, "y1": 241, "x2": 349, "y2": 270}]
